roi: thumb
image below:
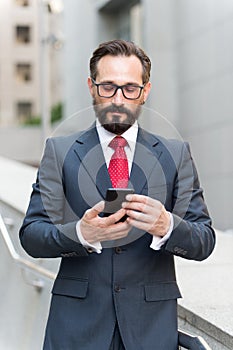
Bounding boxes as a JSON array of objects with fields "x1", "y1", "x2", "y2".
[{"x1": 85, "y1": 201, "x2": 105, "y2": 219}]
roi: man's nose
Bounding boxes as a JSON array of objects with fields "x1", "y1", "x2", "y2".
[{"x1": 112, "y1": 87, "x2": 124, "y2": 105}]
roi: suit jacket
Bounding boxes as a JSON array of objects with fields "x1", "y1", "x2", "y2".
[{"x1": 19, "y1": 125, "x2": 215, "y2": 350}]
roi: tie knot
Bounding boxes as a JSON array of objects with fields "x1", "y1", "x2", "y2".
[{"x1": 109, "y1": 136, "x2": 127, "y2": 150}]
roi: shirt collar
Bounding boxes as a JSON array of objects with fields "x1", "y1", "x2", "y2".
[{"x1": 96, "y1": 119, "x2": 138, "y2": 152}]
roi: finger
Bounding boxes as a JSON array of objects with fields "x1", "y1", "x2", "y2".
[
  {"x1": 97, "y1": 222, "x2": 131, "y2": 241},
  {"x1": 125, "y1": 194, "x2": 148, "y2": 203},
  {"x1": 123, "y1": 198, "x2": 156, "y2": 216},
  {"x1": 126, "y1": 209, "x2": 151, "y2": 223},
  {"x1": 122, "y1": 200, "x2": 148, "y2": 213},
  {"x1": 110, "y1": 230, "x2": 129, "y2": 239},
  {"x1": 85, "y1": 201, "x2": 105, "y2": 220},
  {"x1": 104, "y1": 208, "x2": 127, "y2": 225},
  {"x1": 126, "y1": 217, "x2": 149, "y2": 231},
  {"x1": 126, "y1": 194, "x2": 159, "y2": 208},
  {"x1": 104, "y1": 225, "x2": 131, "y2": 240}
]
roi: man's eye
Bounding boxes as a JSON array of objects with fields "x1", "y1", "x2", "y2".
[
  {"x1": 124, "y1": 86, "x2": 137, "y2": 93},
  {"x1": 102, "y1": 85, "x2": 115, "y2": 91}
]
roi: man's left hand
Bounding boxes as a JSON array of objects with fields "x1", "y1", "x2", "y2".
[{"x1": 122, "y1": 194, "x2": 170, "y2": 237}]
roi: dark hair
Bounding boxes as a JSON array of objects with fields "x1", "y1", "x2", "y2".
[{"x1": 89, "y1": 39, "x2": 151, "y2": 84}]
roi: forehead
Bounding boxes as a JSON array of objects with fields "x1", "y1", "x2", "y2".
[{"x1": 96, "y1": 54, "x2": 143, "y2": 83}]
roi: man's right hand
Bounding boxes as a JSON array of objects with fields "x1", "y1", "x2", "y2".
[{"x1": 80, "y1": 201, "x2": 131, "y2": 244}]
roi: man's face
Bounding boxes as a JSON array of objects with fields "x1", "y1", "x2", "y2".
[{"x1": 88, "y1": 55, "x2": 151, "y2": 134}]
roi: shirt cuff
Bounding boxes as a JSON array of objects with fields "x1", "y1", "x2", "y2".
[
  {"x1": 76, "y1": 221, "x2": 102, "y2": 254},
  {"x1": 150, "y1": 212, "x2": 174, "y2": 251}
]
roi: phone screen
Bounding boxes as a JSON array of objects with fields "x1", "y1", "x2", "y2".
[{"x1": 103, "y1": 188, "x2": 134, "y2": 220}]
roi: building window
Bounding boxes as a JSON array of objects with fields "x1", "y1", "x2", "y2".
[
  {"x1": 17, "y1": 102, "x2": 32, "y2": 122},
  {"x1": 15, "y1": 63, "x2": 32, "y2": 82},
  {"x1": 15, "y1": 0, "x2": 29, "y2": 6},
  {"x1": 15, "y1": 25, "x2": 31, "y2": 44}
]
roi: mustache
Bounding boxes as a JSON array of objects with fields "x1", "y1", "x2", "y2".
[{"x1": 100, "y1": 104, "x2": 132, "y2": 115}]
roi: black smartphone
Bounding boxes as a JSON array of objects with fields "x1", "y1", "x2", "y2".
[{"x1": 103, "y1": 188, "x2": 135, "y2": 221}]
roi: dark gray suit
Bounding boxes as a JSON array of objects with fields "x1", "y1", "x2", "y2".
[{"x1": 19, "y1": 125, "x2": 215, "y2": 350}]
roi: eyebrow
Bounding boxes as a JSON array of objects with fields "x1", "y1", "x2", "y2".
[{"x1": 98, "y1": 80, "x2": 142, "y2": 86}]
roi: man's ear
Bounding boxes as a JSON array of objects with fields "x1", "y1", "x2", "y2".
[
  {"x1": 143, "y1": 81, "x2": 152, "y2": 103},
  {"x1": 87, "y1": 77, "x2": 94, "y2": 97}
]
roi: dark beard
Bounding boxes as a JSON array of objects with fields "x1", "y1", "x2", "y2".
[{"x1": 93, "y1": 101, "x2": 142, "y2": 135}]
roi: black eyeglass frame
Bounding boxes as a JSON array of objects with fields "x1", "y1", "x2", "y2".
[{"x1": 91, "y1": 78, "x2": 145, "y2": 100}]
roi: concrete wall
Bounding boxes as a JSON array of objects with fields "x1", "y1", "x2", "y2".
[
  {"x1": 143, "y1": 0, "x2": 179, "y2": 128},
  {"x1": 0, "y1": 201, "x2": 58, "y2": 350},
  {"x1": 0, "y1": 157, "x2": 59, "y2": 350},
  {"x1": 142, "y1": 0, "x2": 233, "y2": 231},
  {"x1": 63, "y1": 0, "x2": 97, "y2": 119},
  {"x1": 175, "y1": 0, "x2": 233, "y2": 230},
  {"x1": 0, "y1": 126, "x2": 44, "y2": 166}
]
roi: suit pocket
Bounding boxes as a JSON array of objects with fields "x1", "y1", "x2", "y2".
[
  {"x1": 144, "y1": 281, "x2": 182, "y2": 302},
  {"x1": 52, "y1": 277, "x2": 88, "y2": 299}
]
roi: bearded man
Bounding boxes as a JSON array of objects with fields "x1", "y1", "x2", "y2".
[{"x1": 19, "y1": 39, "x2": 215, "y2": 350}]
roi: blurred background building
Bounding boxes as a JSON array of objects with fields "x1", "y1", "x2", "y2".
[
  {"x1": 0, "y1": 0, "x2": 63, "y2": 164},
  {"x1": 0, "y1": 0, "x2": 63, "y2": 126}
]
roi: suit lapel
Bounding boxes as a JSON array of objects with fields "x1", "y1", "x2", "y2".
[
  {"x1": 73, "y1": 125, "x2": 111, "y2": 199},
  {"x1": 130, "y1": 128, "x2": 163, "y2": 194}
]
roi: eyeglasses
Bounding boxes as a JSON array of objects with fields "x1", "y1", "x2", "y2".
[{"x1": 91, "y1": 78, "x2": 144, "y2": 100}]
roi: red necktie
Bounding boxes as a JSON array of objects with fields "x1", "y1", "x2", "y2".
[{"x1": 108, "y1": 136, "x2": 129, "y2": 188}]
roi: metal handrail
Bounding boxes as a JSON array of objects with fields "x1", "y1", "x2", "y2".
[
  {"x1": 178, "y1": 330, "x2": 212, "y2": 349},
  {"x1": 0, "y1": 214, "x2": 56, "y2": 281}
]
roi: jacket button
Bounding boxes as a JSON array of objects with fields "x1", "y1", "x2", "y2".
[
  {"x1": 114, "y1": 285, "x2": 121, "y2": 293},
  {"x1": 115, "y1": 247, "x2": 122, "y2": 254}
]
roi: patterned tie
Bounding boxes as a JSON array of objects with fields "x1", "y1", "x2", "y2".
[{"x1": 108, "y1": 136, "x2": 129, "y2": 188}]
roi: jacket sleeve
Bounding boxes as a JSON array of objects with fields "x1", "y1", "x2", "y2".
[
  {"x1": 164, "y1": 142, "x2": 216, "y2": 261},
  {"x1": 19, "y1": 138, "x2": 89, "y2": 258}
]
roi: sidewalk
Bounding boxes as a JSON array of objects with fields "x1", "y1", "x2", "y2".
[{"x1": 176, "y1": 229, "x2": 233, "y2": 348}]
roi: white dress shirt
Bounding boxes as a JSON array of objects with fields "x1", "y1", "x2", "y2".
[{"x1": 76, "y1": 120, "x2": 173, "y2": 253}]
